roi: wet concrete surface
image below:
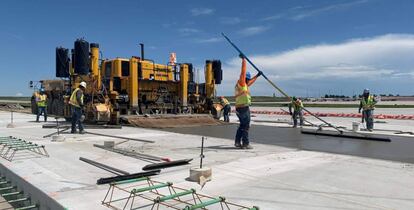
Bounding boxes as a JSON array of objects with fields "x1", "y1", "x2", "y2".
[{"x1": 161, "y1": 124, "x2": 414, "y2": 164}]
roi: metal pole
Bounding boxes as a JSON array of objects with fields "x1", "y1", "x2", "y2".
[
  {"x1": 200, "y1": 137, "x2": 205, "y2": 169},
  {"x1": 221, "y1": 33, "x2": 343, "y2": 134},
  {"x1": 79, "y1": 157, "x2": 130, "y2": 175},
  {"x1": 56, "y1": 118, "x2": 60, "y2": 136}
]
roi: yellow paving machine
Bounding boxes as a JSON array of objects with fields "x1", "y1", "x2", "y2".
[{"x1": 31, "y1": 39, "x2": 224, "y2": 127}]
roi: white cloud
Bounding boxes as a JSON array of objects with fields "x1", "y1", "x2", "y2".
[
  {"x1": 218, "y1": 34, "x2": 414, "y2": 96},
  {"x1": 263, "y1": 0, "x2": 369, "y2": 21},
  {"x1": 194, "y1": 37, "x2": 222, "y2": 43},
  {"x1": 292, "y1": 0, "x2": 368, "y2": 20},
  {"x1": 178, "y1": 28, "x2": 200, "y2": 36},
  {"x1": 16, "y1": 92, "x2": 23, "y2": 96},
  {"x1": 262, "y1": 14, "x2": 284, "y2": 21},
  {"x1": 238, "y1": 26, "x2": 269, "y2": 36},
  {"x1": 220, "y1": 17, "x2": 241, "y2": 25},
  {"x1": 190, "y1": 8, "x2": 214, "y2": 16}
]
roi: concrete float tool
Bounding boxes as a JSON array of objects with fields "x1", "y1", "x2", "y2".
[
  {"x1": 93, "y1": 143, "x2": 192, "y2": 170},
  {"x1": 142, "y1": 159, "x2": 193, "y2": 171},
  {"x1": 222, "y1": 33, "x2": 391, "y2": 142},
  {"x1": 97, "y1": 170, "x2": 160, "y2": 185},
  {"x1": 79, "y1": 157, "x2": 160, "y2": 184},
  {"x1": 93, "y1": 144, "x2": 171, "y2": 162},
  {"x1": 79, "y1": 157, "x2": 130, "y2": 175}
]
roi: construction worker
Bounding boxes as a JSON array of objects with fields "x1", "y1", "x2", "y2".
[
  {"x1": 234, "y1": 55, "x2": 262, "y2": 149},
  {"x1": 70, "y1": 81, "x2": 86, "y2": 134},
  {"x1": 358, "y1": 89, "x2": 377, "y2": 131},
  {"x1": 289, "y1": 96, "x2": 304, "y2": 128},
  {"x1": 219, "y1": 96, "x2": 231, "y2": 122},
  {"x1": 35, "y1": 88, "x2": 48, "y2": 122}
]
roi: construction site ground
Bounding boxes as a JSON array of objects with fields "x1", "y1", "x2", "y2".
[{"x1": 0, "y1": 107, "x2": 414, "y2": 210}]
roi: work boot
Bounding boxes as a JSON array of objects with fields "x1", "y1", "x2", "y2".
[
  {"x1": 242, "y1": 144, "x2": 253, "y2": 150},
  {"x1": 234, "y1": 143, "x2": 242, "y2": 148},
  {"x1": 70, "y1": 130, "x2": 76, "y2": 134},
  {"x1": 79, "y1": 130, "x2": 86, "y2": 134}
]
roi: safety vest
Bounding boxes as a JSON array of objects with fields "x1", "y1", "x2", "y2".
[
  {"x1": 234, "y1": 83, "x2": 251, "y2": 107},
  {"x1": 361, "y1": 95, "x2": 375, "y2": 110},
  {"x1": 37, "y1": 94, "x2": 47, "y2": 107},
  {"x1": 69, "y1": 88, "x2": 84, "y2": 108},
  {"x1": 292, "y1": 100, "x2": 303, "y2": 111},
  {"x1": 220, "y1": 98, "x2": 230, "y2": 106}
]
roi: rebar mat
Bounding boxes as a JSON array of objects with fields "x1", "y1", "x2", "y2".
[
  {"x1": 0, "y1": 173, "x2": 38, "y2": 209},
  {"x1": 102, "y1": 177, "x2": 259, "y2": 210},
  {"x1": 0, "y1": 136, "x2": 49, "y2": 161}
]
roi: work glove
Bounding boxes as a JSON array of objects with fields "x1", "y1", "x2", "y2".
[
  {"x1": 257, "y1": 71, "x2": 263, "y2": 77},
  {"x1": 239, "y1": 53, "x2": 245, "y2": 59}
]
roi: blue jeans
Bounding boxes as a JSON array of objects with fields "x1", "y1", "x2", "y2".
[
  {"x1": 292, "y1": 110, "x2": 304, "y2": 127},
  {"x1": 223, "y1": 105, "x2": 231, "y2": 122},
  {"x1": 363, "y1": 109, "x2": 374, "y2": 130},
  {"x1": 235, "y1": 106, "x2": 250, "y2": 146},
  {"x1": 71, "y1": 107, "x2": 84, "y2": 132},
  {"x1": 36, "y1": 107, "x2": 47, "y2": 122}
]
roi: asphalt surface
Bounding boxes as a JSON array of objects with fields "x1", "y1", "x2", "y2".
[{"x1": 162, "y1": 124, "x2": 414, "y2": 164}]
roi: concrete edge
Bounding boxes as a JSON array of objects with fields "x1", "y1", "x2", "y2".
[{"x1": 0, "y1": 163, "x2": 66, "y2": 210}]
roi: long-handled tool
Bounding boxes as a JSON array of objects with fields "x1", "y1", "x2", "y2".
[
  {"x1": 79, "y1": 157, "x2": 130, "y2": 175},
  {"x1": 93, "y1": 144, "x2": 192, "y2": 170},
  {"x1": 85, "y1": 131, "x2": 155, "y2": 143},
  {"x1": 222, "y1": 33, "x2": 344, "y2": 134}
]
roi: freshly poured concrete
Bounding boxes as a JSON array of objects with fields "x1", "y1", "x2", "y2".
[
  {"x1": 163, "y1": 124, "x2": 414, "y2": 163},
  {"x1": 0, "y1": 110, "x2": 414, "y2": 210}
]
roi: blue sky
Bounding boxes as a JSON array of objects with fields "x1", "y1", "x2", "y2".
[{"x1": 1, "y1": 0, "x2": 414, "y2": 97}]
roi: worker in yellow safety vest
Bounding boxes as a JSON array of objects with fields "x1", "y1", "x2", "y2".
[
  {"x1": 219, "y1": 96, "x2": 231, "y2": 122},
  {"x1": 69, "y1": 81, "x2": 86, "y2": 134},
  {"x1": 358, "y1": 88, "x2": 377, "y2": 131},
  {"x1": 35, "y1": 88, "x2": 48, "y2": 122},
  {"x1": 234, "y1": 55, "x2": 262, "y2": 149},
  {"x1": 289, "y1": 97, "x2": 304, "y2": 128}
]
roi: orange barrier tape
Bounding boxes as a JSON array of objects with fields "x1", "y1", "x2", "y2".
[{"x1": 232, "y1": 109, "x2": 414, "y2": 120}]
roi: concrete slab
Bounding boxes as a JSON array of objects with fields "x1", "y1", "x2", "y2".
[
  {"x1": 0, "y1": 111, "x2": 414, "y2": 210},
  {"x1": 162, "y1": 123, "x2": 414, "y2": 163}
]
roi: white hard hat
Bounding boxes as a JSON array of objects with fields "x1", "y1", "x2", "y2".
[{"x1": 80, "y1": 81, "x2": 87, "y2": 88}]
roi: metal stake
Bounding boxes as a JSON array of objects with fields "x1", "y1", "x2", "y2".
[
  {"x1": 7, "y1": 111, "x2": 15, "y2": 128},
  {"x1": 56, "y1": 118, "x2": 60, "y2": 136},
  {"x1": 200, "y1": 137, "x2": 205, "y2": 169}
]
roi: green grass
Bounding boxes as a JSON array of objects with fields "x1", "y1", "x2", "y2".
[{"x1": 0, "y1": 96, "x2": 31, "y2": 101}]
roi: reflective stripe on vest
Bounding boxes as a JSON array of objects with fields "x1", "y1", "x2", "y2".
[
  {"x1": 220, "y1": 98, "x2": 230, "y2": 106},
  {"x1": 361, "y1": 95, "x2": 375, "y2": 110},
  {"x1": 235, "y1": 83, "x2": 251, "y2": 107},
  {"x1": 37, "y1": 94, "x2": 47, "y2": 107},
  {"x1": 69, "y1": 88, "x2": 83, "y2": 107},
  {"x1": 292, "y1": 100, "x2": 303, "y2": 111}
]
